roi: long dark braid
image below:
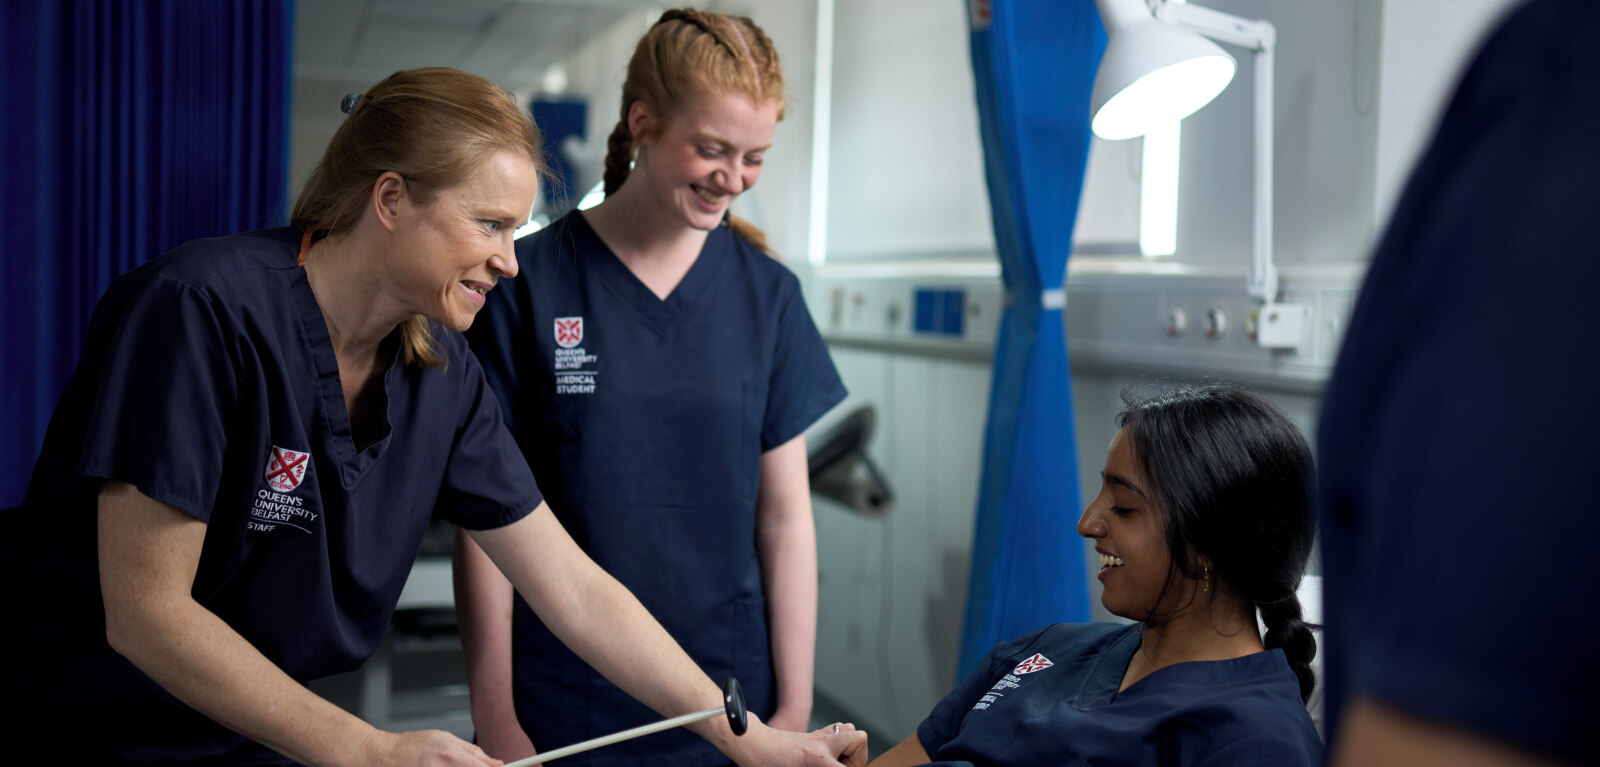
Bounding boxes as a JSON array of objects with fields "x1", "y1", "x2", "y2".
[{"x1": 1260, "y1": 595, "x2": 1318, "y2": 702}]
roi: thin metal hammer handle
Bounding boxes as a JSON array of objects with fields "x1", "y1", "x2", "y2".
[{"x1": 502, "y1": 707, "x2": 722, "y2": 766}]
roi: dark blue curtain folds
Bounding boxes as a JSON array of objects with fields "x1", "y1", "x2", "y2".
[
  {"x1": 957, "y1": 0, "x2": 1104, "y2": 676},
  {"x1": 1, "y1": 0, "x2": 294, "y2": 506}
]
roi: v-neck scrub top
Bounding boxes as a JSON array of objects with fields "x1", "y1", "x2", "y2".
[
  {"x1": 0, "y1": 228, "x2": 543, "y2": 764},
  {"x1": 466, "y1": 211, "x2": 846, "y2": 766},
  {"x1": 918, "y1": 623, "x2": 1324, "y2": 767}
]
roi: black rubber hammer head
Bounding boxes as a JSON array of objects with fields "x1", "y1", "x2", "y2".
[{"x1": 723, "y1": 678, "x2": 748, "y2": 736}]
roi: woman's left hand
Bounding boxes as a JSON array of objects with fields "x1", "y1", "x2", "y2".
[
  {"x1": 725, "y1": 721, "x2": 868, "y2": 767},
  {"x1": 811, "y1": 722, "x2": 869, "y2": 767}
]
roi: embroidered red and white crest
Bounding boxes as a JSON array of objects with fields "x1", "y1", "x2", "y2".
[
  {"x1": 264, "y1": 446, "x2": 310, "y2": 492},
  {"x1": 1013, "y1": 653, "x2": 1054, "y2": 675},
  {"x1": 554, "y1": 316, "x2": 584, "y2": 348}
]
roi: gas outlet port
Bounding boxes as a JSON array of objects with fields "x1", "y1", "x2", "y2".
[
  {"x1": 1202, "y1": 306, "x2": 1228, "y2": 340},
  {"x1": 1164, "y1": 304, "x2": 1189, "y2": 337}
]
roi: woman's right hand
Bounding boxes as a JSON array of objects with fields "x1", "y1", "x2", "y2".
[{"x1": 357, "y1": 729, "x2": 502, "y2": 767}]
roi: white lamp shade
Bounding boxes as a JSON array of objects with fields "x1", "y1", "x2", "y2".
[{"x1": 1091, "y1": 19, "x2": 1236, "y2": 140}]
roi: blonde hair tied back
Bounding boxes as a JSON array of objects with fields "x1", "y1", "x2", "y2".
[{"x1": 291, "y1": 67, "x2": 548, "y2": 367}]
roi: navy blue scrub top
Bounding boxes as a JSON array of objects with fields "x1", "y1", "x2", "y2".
[
  {"x1": 467, "y1": 211, "x2": 846, "y2": 765},
  {"x1": 1317, "y1": 1, "x2": 1600, "y2": 763},
  {"x1": 918, "y1": 623, "x2": 1324, "y2": 767},
  {"x1": 0, "y1": 228, "x2": 543, "y2": 764}
]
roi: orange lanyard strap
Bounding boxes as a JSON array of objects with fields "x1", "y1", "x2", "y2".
[{"x1": 298, "y1": 229, "x2": 313, "y2": 266}]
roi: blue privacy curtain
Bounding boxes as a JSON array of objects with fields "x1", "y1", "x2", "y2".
[
  {"x1": 957, "y1": 0, "x2": 1105, "y2": 675},
  {"x1": 0, "y1": 0, "x2": 293, "y2": 506}
]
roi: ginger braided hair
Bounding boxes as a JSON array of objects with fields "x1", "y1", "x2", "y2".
[{"x1": 601, "y1": 8, "x2": 785, "y2": 255}]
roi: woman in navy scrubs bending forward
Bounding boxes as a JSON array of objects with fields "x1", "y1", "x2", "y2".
[
  {"x1": 871, "y1": 384, "x2": 1324, "y2": 766},
  {"x1": 455, "y1": 9, "x2": 846, "y2": 765},
  {"x1": 0, "y1": 67, "x2": 864, "y2": 767}
]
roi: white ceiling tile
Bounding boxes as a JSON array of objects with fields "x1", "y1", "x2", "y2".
[
  {"x1": 294, "y1": 0, "x2": 368, "y2": 67},
  {"x1": 350, "y1": 18, "x2": 475, "y2": 69},
  {"x1": 292, "y1": 0, "x2": 665, "y2": 168}
]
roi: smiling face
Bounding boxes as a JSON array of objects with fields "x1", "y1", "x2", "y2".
[
  {"x1": 631, "y1": 91, "x2": 779, "y2": 231},
  {"x1": 1078, "y1": 427, "x2": 1199, "y2": 622},
  {"x1": 388, "y1": 149, "x2": 538, "y2": 332}
]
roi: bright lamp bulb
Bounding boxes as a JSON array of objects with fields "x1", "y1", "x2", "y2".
[
  {"x1": 1092, "y1": 55, "x2": 1234, "y2": 140},
  {"x1": 1089, "y1": 14, "x2": 1237, "y2": 141}
]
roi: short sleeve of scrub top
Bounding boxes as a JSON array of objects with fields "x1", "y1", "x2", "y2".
[
  {"x1": 761, "y1": 275, "x2": 845, "y2": 450},
  {"x1": 77, "y1": 272, "x2": 237, "y2": 520},
  {"x1": 433, "y1": 346, "x2": 548, "y2": 530},
  {"x1": 917, "y1": 623, "x2": 1322, "y2": 766},
  {"x1": 1316, "y1": 1, "x2": 1600, "y2": 764}
]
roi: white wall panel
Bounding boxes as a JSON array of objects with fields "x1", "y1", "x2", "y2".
[
  {"x1": 825, "y1": 0, "x2": 994, "y2": 259},
  {"x1": 1074, "y1": 136, "x2": 1143, "y2": 251},
  {"x1": 1372, "y1": 0, "x2": 1522, "y2": 228},
  {"x1": 809, "y1": 271, "x2": 995, "y2": 738},
  {"x1": 811, "y1": 345, "x2": 995, "y2": 738},
  {"x1": 812, "y1": 347, "x2": 894, "y2": 734},
  {"x1": 1170, "y1": 0, "x2": 1378, "y2": 267}
]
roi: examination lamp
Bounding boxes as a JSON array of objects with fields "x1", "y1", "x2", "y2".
[
  {"x1": 1090, "y1": 0, "x2": 1307, "y2": 350},
  {"x1": 1089, "y1": 0, "x2": 1235, "y2": 141}
]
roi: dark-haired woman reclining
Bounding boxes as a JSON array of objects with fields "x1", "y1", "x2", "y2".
[{"x1": 872, "y1": 384, "x2": 1324, "y2": 767}]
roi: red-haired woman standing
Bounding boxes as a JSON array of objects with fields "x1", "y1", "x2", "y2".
[{"x1": 456, "y1": 9, "x2": 847, "y2": 766}]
